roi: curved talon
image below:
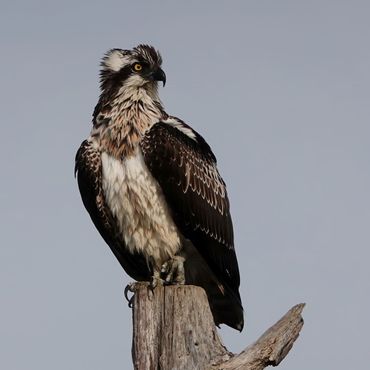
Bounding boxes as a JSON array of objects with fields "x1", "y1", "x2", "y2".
[
  {"x1": 125, "y1": 281, "x2": 164, "y2": 305},
  {"x1": 124, "y1": 282, "x2": 137, "y2": 307},
  {"x1": 128, "y1": 296, "x2": 134, "y2": 308}
]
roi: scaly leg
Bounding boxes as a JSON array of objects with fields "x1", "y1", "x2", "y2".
[
  {"x1": 161, "y1": 256, "x2": 186, "y2": 285},
  {"x1": 150, "y1": 268, "x2": 164, "y2": 289}
]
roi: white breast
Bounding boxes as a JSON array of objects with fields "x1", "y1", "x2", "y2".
[{"x1": 101, "y1": 150, "x2": 181, "y2": 267}]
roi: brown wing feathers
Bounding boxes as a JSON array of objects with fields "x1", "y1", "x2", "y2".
[
  {"x1": 75, "y1": 140, "x2": 150, "y2": 281},
  {"x1": 140, "y1": 122, "x2": 240, "y2": 291}
]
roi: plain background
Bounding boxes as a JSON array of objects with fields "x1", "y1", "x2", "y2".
[{"x1": 1, "y1": 1, "x2": 369, "y2": 369}]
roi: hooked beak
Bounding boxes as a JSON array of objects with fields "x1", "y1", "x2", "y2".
[{"x1": 149, "y1": 68, "x2": 166, "y2": 87}]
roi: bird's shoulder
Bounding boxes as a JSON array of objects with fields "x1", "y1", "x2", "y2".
[
  {"x1": 143, "y1": 116, "x2": 217, "y2": 163},
  {"x1": 141, "y1": 115, "x2": 233, "y2": 247}
]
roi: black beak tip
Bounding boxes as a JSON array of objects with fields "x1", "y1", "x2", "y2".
[
  {"x1": 158, "y1": 69, "x2": 166, "y2": 87},
  {"x1": 151, "y1": 68, "x2": 166, "y2": 87}
]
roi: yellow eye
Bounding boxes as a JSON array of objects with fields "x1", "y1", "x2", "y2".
[{"x1": 133, "y1": 63, "x2": 142, "y2": 71}]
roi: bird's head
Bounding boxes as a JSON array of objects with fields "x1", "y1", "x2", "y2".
[{"x1": 99, "y1": 44, "x2": 166, "y2": 97}]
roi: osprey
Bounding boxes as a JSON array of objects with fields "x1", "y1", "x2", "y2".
[{"x1": 75, "y1": 45, "x2": 244, "y2": 331}]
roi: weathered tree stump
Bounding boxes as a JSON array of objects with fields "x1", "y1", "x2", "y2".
[{"x1": 131, "y1": 284, "x2": 304, "y2": 370}]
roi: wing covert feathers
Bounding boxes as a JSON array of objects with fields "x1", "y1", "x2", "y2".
[{"x1": 140, "y1": 121, "x2": 241, "y2": 291}]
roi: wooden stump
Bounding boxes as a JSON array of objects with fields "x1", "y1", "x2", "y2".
[{"x1": 131, "y1": 284, "x2": 304, "y2": 370}]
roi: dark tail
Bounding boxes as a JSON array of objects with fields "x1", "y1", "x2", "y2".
[{"x1": 182, "y1": 243, "x2": 244, "y2": 331}]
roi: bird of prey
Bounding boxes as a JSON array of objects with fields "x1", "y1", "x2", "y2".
[{"x1": 75, "y1": 45, "x2": 244, "y2": 331}]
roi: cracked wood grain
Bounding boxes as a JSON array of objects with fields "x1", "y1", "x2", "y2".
[{"x1": 131, "y1": 284, "x2": 304, "y2": 370}]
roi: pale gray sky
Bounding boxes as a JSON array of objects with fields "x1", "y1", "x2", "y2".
[{"x1": 1, "y1": 1, "x2": 369, "y2": 369}]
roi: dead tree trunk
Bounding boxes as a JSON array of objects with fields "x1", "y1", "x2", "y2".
[{"x1": 131, "y1": 284, "x2": 304, "y2": 370}]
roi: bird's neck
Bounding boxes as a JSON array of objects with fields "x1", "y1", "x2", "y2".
[{"x1": 91, "y1": 86, "x2": 166, "y2": 158}]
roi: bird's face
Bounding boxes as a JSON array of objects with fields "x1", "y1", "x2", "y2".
[{"x1": 99, "y1": 44, "x2": 166, "y2": 94}]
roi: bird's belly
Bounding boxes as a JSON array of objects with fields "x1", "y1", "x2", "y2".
[{"x1": 101, "y1": 151, "x2": 181, "y2": 267}]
